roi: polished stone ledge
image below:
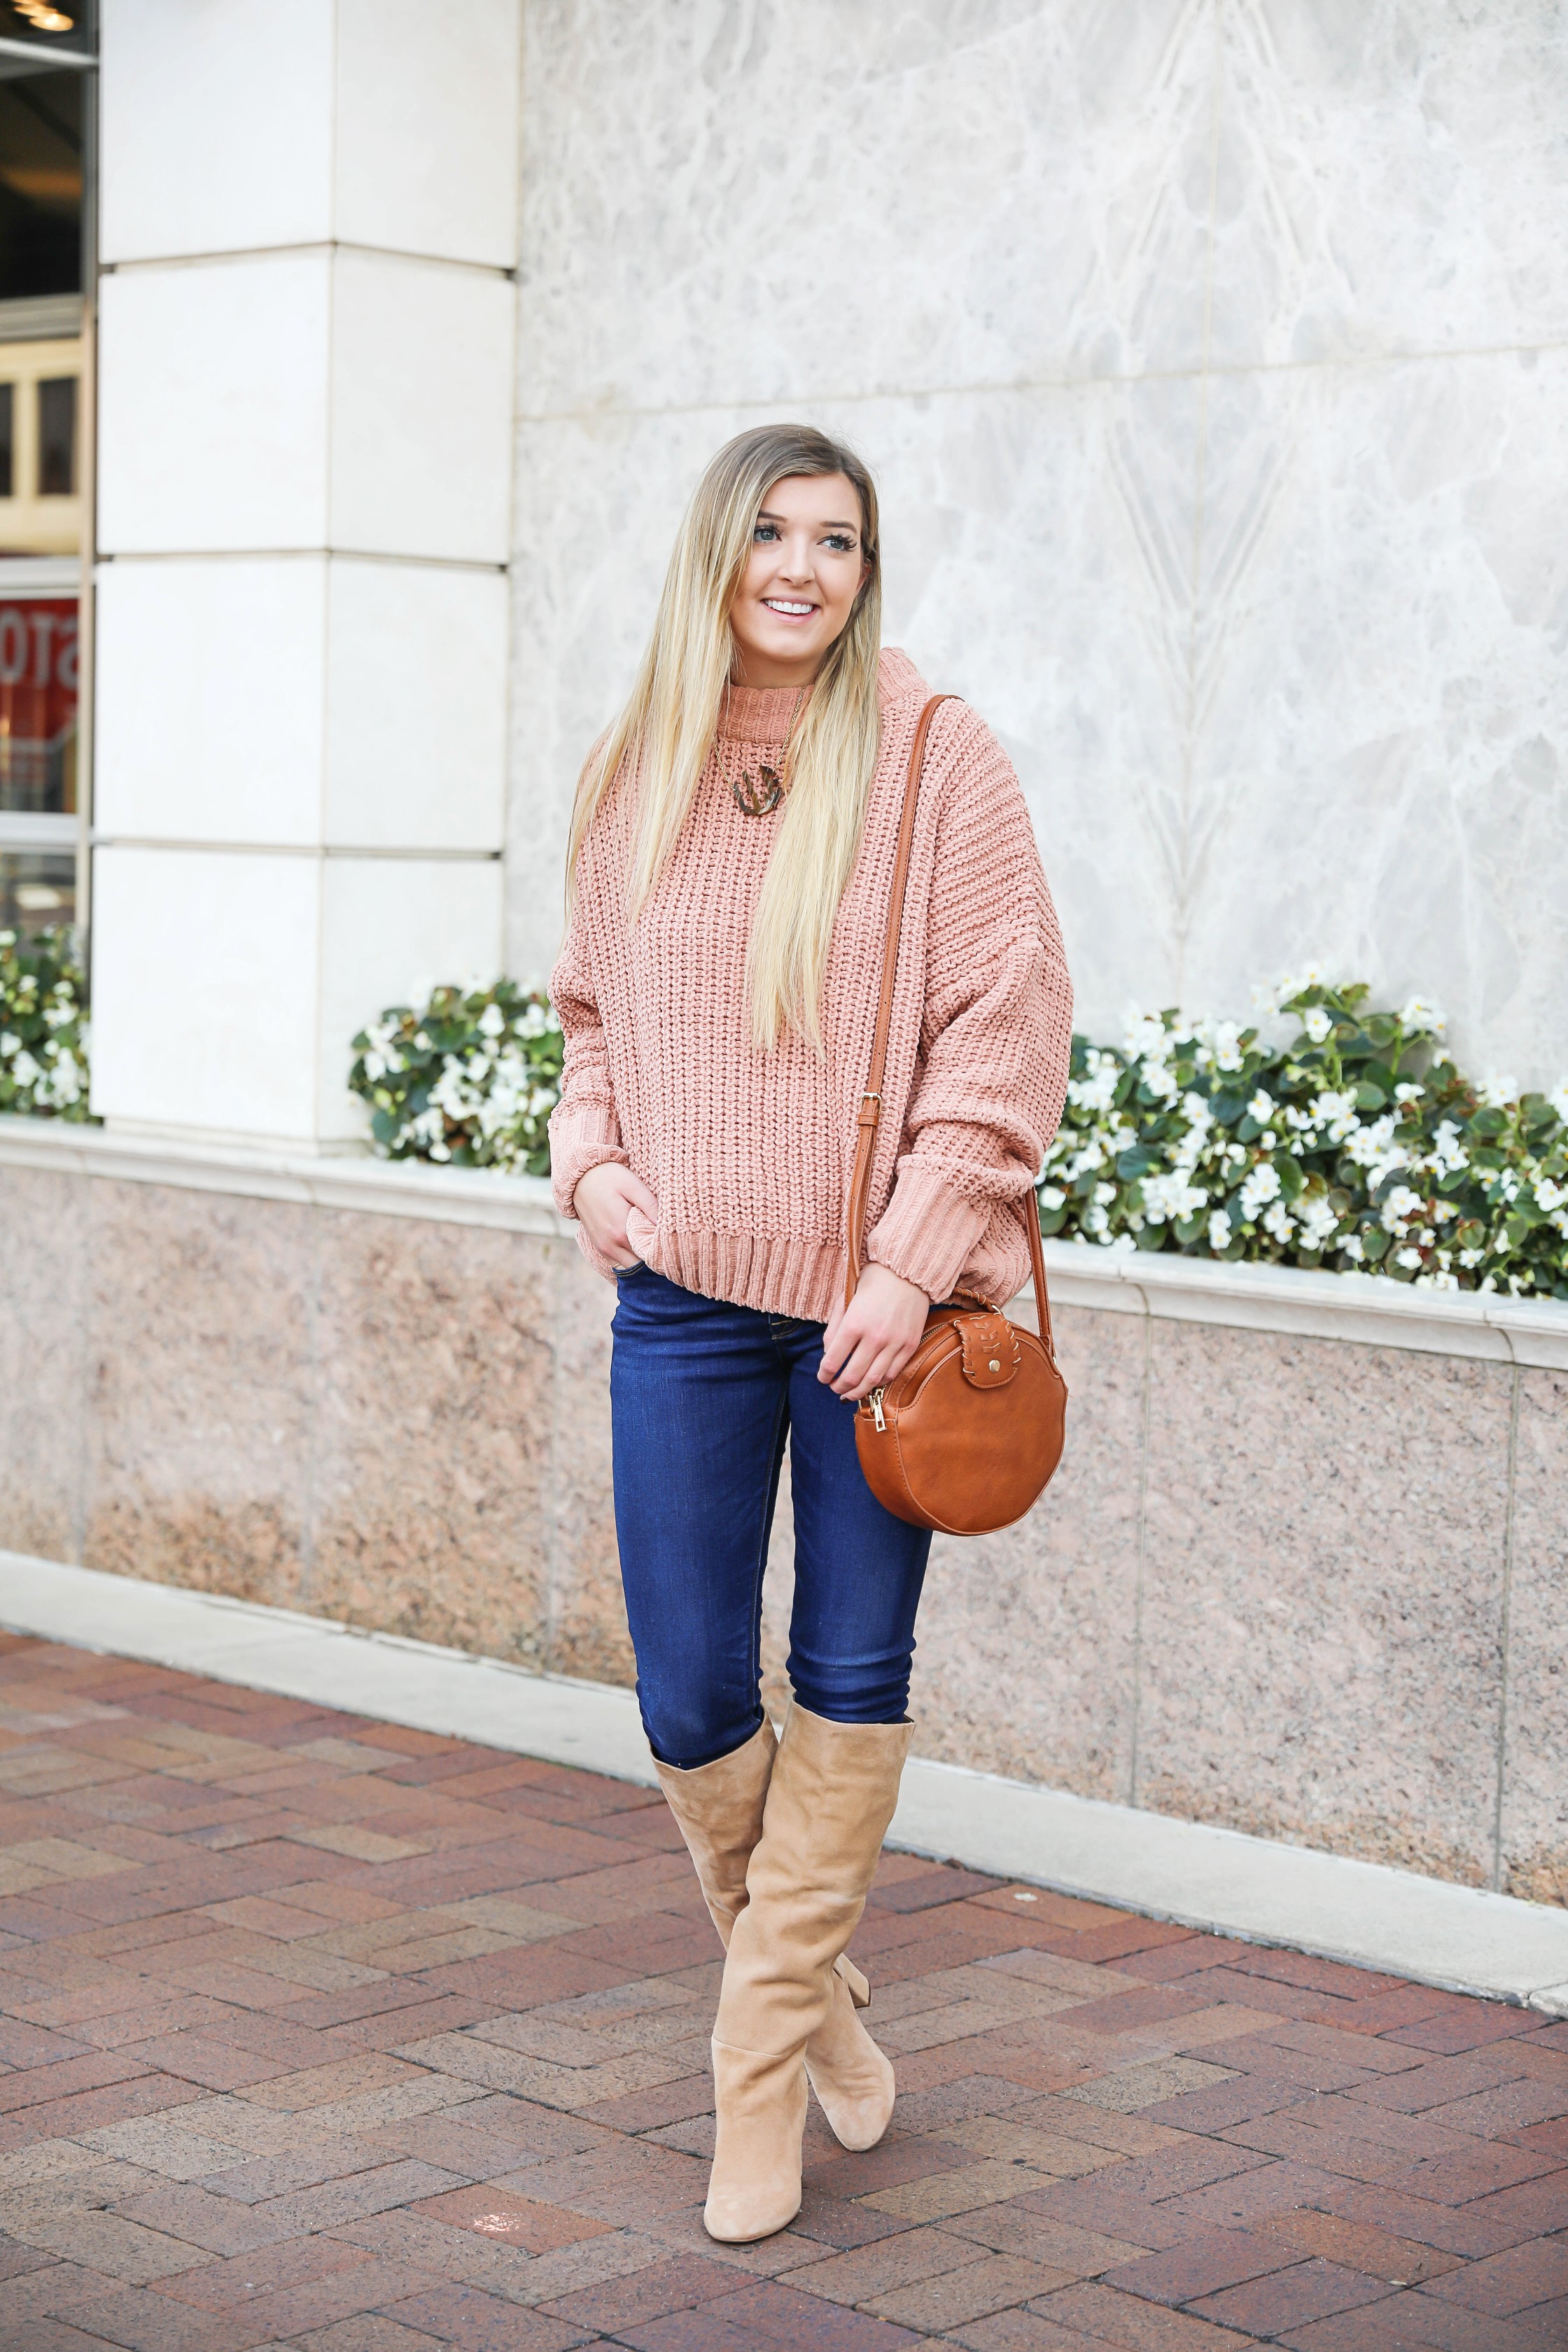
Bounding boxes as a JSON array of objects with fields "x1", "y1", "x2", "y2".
[
  {"x1": 1, "y1": 1548, "x2": 1563, "y2": 2014},
  {"x1": 4, "y1": 1112, "x2": 1566, "y2": 1366}
]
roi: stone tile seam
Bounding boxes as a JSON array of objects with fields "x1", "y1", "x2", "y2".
[
  {"x1": 6, "y1": 1120, "x2": 1567, "y2": 1366},
  {"x1": 1491, "y1": 1365, "x2": 1521, "y2": 1896},
  {"x1": 1, "y1": 1546, "x2": 1564, "y2": 2016},
  {"x1": 509, "y1": 333, "x2": 1568, "y2": 427}
]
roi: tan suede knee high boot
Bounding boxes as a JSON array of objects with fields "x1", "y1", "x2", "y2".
[
  {"x1": 702, "y1": 1706, "x2": 913, "y2": 2243},
  {"x1": 653, "y1": 1721, "x2": 899, "y2": 2156}
]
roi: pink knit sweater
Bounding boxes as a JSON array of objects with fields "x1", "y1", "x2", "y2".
[{"x1": 550, "y1": 648, "x2": 1073, "y2": 1322}]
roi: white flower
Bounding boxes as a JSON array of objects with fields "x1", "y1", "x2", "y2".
[
  {"x1": 1395, "y1": 1246, "x2": 1422, "y2": 1268},
  {"x1": 1261, "y1": 1201, "x2": 1295, "y2": 1242},
  {"x1": 1255, "y1": 965, "x2": 1339, "y2": 1023},
  {"x1": 0, "y1": 1030, "x2": 17, "y2": 1059},
  {"x1": 1239, "y1": 1161, "x2": 1281, "y2": 1219},
  {"x1": 1067, "y1": 1049, "x2": 1121, "y2": 1114},
  {"x1": 1296, "y1": 1196, "x2": 1341, "y2": 1251},
  {"x1": 1400, "y1": 996, "x2": 1446, "y2": 1037},
  {"x1": 1038, "y1": 1185, "x2": 1065, "y2": 1210},
  {"x1": 1093, "y1": 1182, "x2": 1116, "y2": 1207},
  {"x1": 1417, "y1": 1270, "x2": 1458, "y2": 1290},
  {"x1": 1299, "y1": 1005, "x2": 1334, "y2": 1045},
  {"x1": 1432, "y1": 1196, "x2": 1459, "y2": 1223},
  {"x1": 1141, "y1": 1060, "x2": 1180, "y2": 1102},
  {"x1": 1478, "y1": 1074, "x2": 1518, "y2": 1110},
  {"x1": 1549, "y1": 1082, "x2": 1568, "y2": 1123},
  {"x1": 478, "y1": 1001, "x2": 505, "y2": 1039},
  {"x1": 1393, "y1": 1082, "x2": 1423, "y2": 1104},
  {"x1": 1340, "y1": 1234, "x2": 1366, "y2": 1263},
  {"x1": 1535, "y1": 1175, "x2": 1568, "y2": 1214},
  {"x1": 1123, "y1": 1013, "x2": 1170, "y2": 1063},
  {"x1": 1208, "y1": 1210, "x2": 1232, "y2": 1252},
  {"x1": 1459, "y1": 1247, "x2": 1484, "y2": 1268},
  {"x1": 1140, "y1": 1171, "x2": 1208, "y2": 1224},
  {"x1": 1193, "y1": 1018, "x2": 1245, "y2": 1073},
  {"x1": 1309, "y1": 1089, "x2": 1359, "y2": 1144},
  {"x1": 1420, "y1": 1119, "x2": 1469, "y2": 1180},
  {"x1": 1344, "y1": 1114, "x2": 1410, "y2": 1186},
  {"x1": 1380, "y1": 1183, "x2": 1425, "y2": 1236},
  {"x1": 10, "y1": 1049, "x2": 40, "y2": 1086},
  {"x1": 1248, "y1": 1088, "x2": 1275, "y2": 1123}
]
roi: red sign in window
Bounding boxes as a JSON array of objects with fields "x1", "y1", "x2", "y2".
[{"x1": 0, "y1": 596, "x2": 78, "y2": 815}]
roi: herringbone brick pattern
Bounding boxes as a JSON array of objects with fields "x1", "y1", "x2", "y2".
[{"x1": 0, "y1": 1636, "x2": 1560, "y2": 2348}]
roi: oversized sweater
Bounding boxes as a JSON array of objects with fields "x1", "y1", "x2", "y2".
[{"x1": 549, "y1": 648, "x2": 1073, "y2": 1322}]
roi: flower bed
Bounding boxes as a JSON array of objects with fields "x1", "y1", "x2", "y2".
[
  {"x1": 0, "y1": 927, "x2": 92, "y2": 1121},
  {"x1": 349, "y1": 981, "x2": 563, "y2": 1176},
  {"x1": 1043, "y1": 981, "x2": 1568, "y2": 1297},
  {"x1": 351, "y1": 973, "x2": 1567, "y2": 1300}
]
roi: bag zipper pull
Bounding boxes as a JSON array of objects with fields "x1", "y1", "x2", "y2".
[{"x1": 869, "y1": 1387, "x2": 887, "y2": 1432}]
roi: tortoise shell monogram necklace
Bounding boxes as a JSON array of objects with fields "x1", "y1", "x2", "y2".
[{"x1": 727, "y1": 685, "x2": 808, "y2": 817}]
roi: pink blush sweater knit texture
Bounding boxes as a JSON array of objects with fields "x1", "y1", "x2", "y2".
[{"x1": 549, "y1": 648, "x2": 1073, "y2": 1323}]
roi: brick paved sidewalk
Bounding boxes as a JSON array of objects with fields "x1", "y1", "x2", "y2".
[{"x1": 0, "y1": 1639, "x2": 1560, "y2": 2350}]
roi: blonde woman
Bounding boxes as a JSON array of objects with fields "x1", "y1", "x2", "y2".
[{"x1": 550, "y1": 424, "x2": 1072, "y2": 2242}]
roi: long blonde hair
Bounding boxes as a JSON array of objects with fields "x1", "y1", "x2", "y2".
[{"x1": 567, "y1": 424, "x2": 883, "y2": 1050}]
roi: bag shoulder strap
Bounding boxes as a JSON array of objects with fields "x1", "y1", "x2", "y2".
[{"x1": 843, "y1": 696, "x2": 1056, "y2": 1360}]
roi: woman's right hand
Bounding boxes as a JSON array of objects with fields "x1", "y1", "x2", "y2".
[{"x1": 573, "y1": 1161, "x2": 659, "y2": 1270}]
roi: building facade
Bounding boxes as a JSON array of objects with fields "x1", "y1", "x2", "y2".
[{"x1": 1, "y1": 3, "x2": 1566, "y2": 1913}]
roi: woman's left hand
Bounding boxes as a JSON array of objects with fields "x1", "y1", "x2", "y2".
[{"x1": 819, "y1": 1264, "x2": 930, "y2": 1400}]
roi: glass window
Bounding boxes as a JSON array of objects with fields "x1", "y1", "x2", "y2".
[
  {"x1": 0, "y1": 6, "x2": 93, "y2": 948},
  {"x1": 0, "y1": 64, "x2": 85, "y2": 300},
  {"x1": 0, "y1": 844, "x2": 72, "y2": 933},
  {"x1": 35, "y1": 370, "x2": 69, "y2": 491},
  {"x1": 0, "y1": 594, "x2": 76, "y2": 811}
]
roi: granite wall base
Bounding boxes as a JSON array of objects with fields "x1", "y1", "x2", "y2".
[{"x1": 2, "y1": 1161, "x2": 1557, "y2": 1903}]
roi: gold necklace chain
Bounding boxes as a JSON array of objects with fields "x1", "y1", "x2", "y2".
[{"x1": 725, "y1": 685, "x2": 807, "y2": 818}]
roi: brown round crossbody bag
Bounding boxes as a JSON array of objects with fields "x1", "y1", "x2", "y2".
[{"x1": 848, "y1": 695, "x2": 1068, "y2": 1536}]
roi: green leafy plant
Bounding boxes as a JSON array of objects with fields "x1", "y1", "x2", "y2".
[
  {"x1": 349, "y1": 979, "x2": 564, "y2": 1175},
  {"x1": 1040, "y1": 979, "x2": 1568, "y2": 1298},
  {"x1": 0, "y1": 925, "x2": 92, "y2": 1121}
]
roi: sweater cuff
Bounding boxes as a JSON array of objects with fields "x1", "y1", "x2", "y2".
[
  {"x1": 865, "y1": 1161, "x2": 990, "y2": 1303},
  {"x1": 547, "y1": 1102, "x2": 628, "y2": 1221}
]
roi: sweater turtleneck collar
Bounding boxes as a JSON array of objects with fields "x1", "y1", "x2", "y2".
[
  {"x1": 715, "y1": 647, "x2": 930, "y2": 746},
  {"x1": 715, "y1": 680, "x2": 806, "y2": 746}
]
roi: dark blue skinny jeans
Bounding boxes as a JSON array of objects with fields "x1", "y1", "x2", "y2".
[{"x1": 610, "y1": 1263, "x2": 932, "y2": 1770}]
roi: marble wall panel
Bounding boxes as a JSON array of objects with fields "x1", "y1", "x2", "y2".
[
  {"x1": 1500, "y1": 1368, "x2": 1568, "y2": 1907},
  {"x1": 545, "y1": 1244, "x2": 632, "y2": 1688},
  {"x1": 516, "y1": 0, "x2": 1214, "y2": 416},
  {"x1": 1180, "y1": 349, "x2": 1568, "y2": 1088},
  {"x1": 0, "y1": 1167, "x2": 87, "y2": 1563},
  {"x1": 1138, "y1": 1320, "x2": 1513, "y2": 1884},
  {"x1": 307, "y1": 1212, "x2": 555, "y2": 1662},
  {"x1": 81, "y1": 1181, "x2": 316, "y2": 1609},
  {"x1": 507, "y1": 378, "x2": 1200, "y2": 1040},
  {"x1": 911, "y1": 1303, "x2": 1146, "y2": 1799},
  {"x1": 1210, "y1": 1, "x2": 1568, "y2": 370},
  {"x1": 760, "y1": 1305, "x2": 1144, "y2": 1801},
  {"x1": 510, "y1": 1, "x2": 1568, "y2": 1086}
]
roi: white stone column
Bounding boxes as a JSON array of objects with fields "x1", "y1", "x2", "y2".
[{"x1": 89, "y1": 1, "x2": 520, "y2": 1149}]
